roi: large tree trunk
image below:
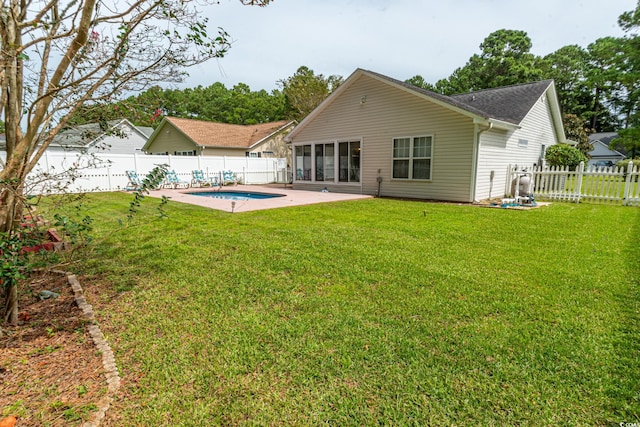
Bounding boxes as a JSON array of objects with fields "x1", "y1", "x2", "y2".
[
  {"x1": 3, "y1": 280, "x2": 18, "y2": 325},
  {"x1": 0, "y1": 169, "x2": 25, "y2": 327}
]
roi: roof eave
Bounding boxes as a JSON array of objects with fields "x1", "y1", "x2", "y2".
[
  {"x1": 247, "y1": 121, "x2": 296, "y2": 149},
  {"x1": 285, "y1": 69, "x2": 365, "y2": 141},
  {"x1": 143, "y1": 117, "x2": 202, "y2": 151},
  {"x1": 474, "y1": 117, "x2": 520, "y2": 130},
  {"x1": 545, "y1": 83, "x2": 567, "y2": 144}
]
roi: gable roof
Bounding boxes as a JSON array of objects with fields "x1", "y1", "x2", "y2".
[
  {"x1": 589, "y1": 132, "x2": 618, "y2": 145},
  {"x1": 450, "y1": 80, "x2": 554, "y2": 124},
  {"x1": 589, "y1": 132, "x2": 626, "y2": 156},
  {"x1": 287, "y1": 68, "x2": 565, "y2": 142},
  {"x1": 589, "y1": 139, "x2": 626, "y2": 158},
  {"x1": 50, "y1": 119, "x2": 149, "y2": 150},
  {"x1": 145, "y1": 117, "x2": 295, "y2": 150}
]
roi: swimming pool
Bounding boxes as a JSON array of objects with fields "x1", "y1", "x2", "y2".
[{"x1": 187, "y1": 191, "x2": 286, "y2": 201}]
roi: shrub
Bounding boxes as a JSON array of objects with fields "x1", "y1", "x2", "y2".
[
  {"x1": 615, "y1": 158, "x2": 640, "y2": 169},
  {"x1": 545, "y1": 143, "x2": 588, "y2": 169}
]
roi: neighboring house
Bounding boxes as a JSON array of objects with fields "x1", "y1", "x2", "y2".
[
  {"x1": 142, "y1": 117, "x2": 295, "y2": 160},
  {"x1": 588, "y1": 132, "x2": 626, "y2": 166},
  {"x1": 285, "y1": 68, "x2": 566, "y2": 202},
  {"x1": 47, "y1": 119, "x2": 150, "y2": 154}
]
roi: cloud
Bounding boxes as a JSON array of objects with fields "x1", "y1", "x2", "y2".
[{"x1": 180, "y1": 0, "x2": 635, "y2": 91}]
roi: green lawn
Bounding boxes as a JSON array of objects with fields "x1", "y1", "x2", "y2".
[
  {"x1": 538, "y1": 172, "x2": 639, "y2": 202},
  {"x1": 70, "y1": 193, "x2": 639, "y2": 426}
]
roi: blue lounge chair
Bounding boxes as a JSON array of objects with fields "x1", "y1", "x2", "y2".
[
  {"x1": 163, "y1": 170, "x2": 190, "y2": 189},
  {"x1": 125, "y1": 170, "x2": 142, "y2": 191},
  {"x1": 222, "y1": 170, "x2": 238, "y2": 186},
  {"x1": 191, "y1": 170, "x2": 219, "y2": 187}
]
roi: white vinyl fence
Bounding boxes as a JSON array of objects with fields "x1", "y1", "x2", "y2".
[
  {"x1": 508, "y1": 161, "x2": 640, "y2": 206},
  {"x1": 0, "y1": 151, "x2": 288, "y2": 194}
]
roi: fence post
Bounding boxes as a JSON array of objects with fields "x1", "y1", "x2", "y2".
[
  {"x1": 245, "y1": 156, "x2": 250, "y2": 184},
  {"x1": 575, "y1": 161, "x2": 584, "y2": 203},
  {"x1": 623, "y1": 160, "x2": 633, "y2": 206},
  {"x1": 44, "y1": 150, "x2": 50, "y2": 173}
]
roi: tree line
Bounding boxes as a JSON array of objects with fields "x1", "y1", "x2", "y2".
[
  {"x1": 68, "y1": 66, "x2": 343, "y2": 128},
  {"x1": 70, "y1": 4, "x2": 640, "y2": 157}
]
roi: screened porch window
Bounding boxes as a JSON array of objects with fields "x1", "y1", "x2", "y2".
[
  {"x1": 339, "y1": 141, "x2": 360, "y2": 183},
  {"x1": 295, "y1": 145, "x2": 312, "y2": 180},
  {"x1": 294, "y1": 141, "x2": 359, "y2": 183},
  {"x1": 315, "y1": 143, "x2": 335, "y2": 181}
]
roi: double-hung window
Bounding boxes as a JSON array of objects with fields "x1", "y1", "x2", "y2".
[{"x1": 392, "y1": 135, "x2": 432, "y2": 180}]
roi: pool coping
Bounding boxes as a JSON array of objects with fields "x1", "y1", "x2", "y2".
[{"x1": 148, "y1": 185, "x2": 373, "y2": 213}]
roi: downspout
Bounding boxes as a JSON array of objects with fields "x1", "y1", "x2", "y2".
[{"x1": 469, "y1": 121, "x2": 493, "y2": 203}]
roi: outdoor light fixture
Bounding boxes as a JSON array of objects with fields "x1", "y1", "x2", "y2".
[{"x1": 360, "y1": 95, "x2": 367, "y2": 104}]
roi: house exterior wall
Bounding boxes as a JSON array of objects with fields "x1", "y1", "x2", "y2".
[
  {"x1": 146, "y1": 123, "x2": 293, "y2": 160},
  {"x1": 145, "y1": 125, "x2": 198, "y2": 155},
  {"x1": 247, "y1": 130, "x2": 292, "y2": 161},
  {"x1": 201, "y1": 147, "x2": 246, "y2": 157},
  {"x1": 587, "y1": 141, "x2": 625, "y2": 166},
  {"x1": 88, "y1": 126, "x2": 147, "y2": 154},
  {"x1": 475, "y1": 92, "x2": 559, "y2": 200},
  {"x1": 289, "y1": 74, "x2": 476, "y2": 202}
]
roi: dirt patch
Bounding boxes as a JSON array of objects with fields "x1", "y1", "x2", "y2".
[{"x1": 0, "y1": 272, "x2": 106, "y2": 426}]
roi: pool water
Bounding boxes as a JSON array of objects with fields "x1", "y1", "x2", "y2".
[{"x1": 188, "y1": 191, "x2": 285, "y2": 201}]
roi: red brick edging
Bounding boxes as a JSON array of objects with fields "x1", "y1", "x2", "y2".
[{"x1": 53, "y1": 270, "x2": 121, "y2": 427}]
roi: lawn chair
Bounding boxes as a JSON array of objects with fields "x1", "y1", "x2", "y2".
[
  {"x1": 222, "y1": 170, "x2": 238, "y2": 186},
  {"x1": 191, "y1": 170, "x2": 219, "y2": 187},
  {"x1": 163, "y1": 170, "x2": 190, "y2": 189},
  {"x1": 125, "y1": 170, "x2": 143, "y2": 191}
]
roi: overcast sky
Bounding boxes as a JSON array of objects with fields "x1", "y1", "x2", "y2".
[{"x1": 180, "y1": 0, "x2": 637, "y2": 92}]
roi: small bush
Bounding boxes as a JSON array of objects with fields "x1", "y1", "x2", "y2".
[
  {"x1": 545, "y1": 143, "x2": 588, "y2": 169},
  {"x1": 615, "y1": 158, "x2": 640, "y2": 169}
]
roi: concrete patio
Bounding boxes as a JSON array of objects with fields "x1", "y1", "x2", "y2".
[{"x1": 149, "y1": 185, "x2": 373, "y2": 213}]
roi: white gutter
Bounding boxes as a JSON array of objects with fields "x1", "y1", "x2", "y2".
[{"x1": 474, "y1": 117, "x2": 519, "y2": 131}]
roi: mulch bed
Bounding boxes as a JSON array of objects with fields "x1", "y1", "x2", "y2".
[{"x1": 0, "y1": 272, "x2": 106, "y2": 426}]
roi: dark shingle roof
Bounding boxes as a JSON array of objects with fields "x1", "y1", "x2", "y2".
[
  {"x1": 450, "y1": 80, "x2": 554, "y2": 124},
  {"x1": 51, "y1": 119, "x2": 149, "y2": 148},
  {"x1": 361, "y1": 69, "x2": 553, "y2": 125},
  {"x1": 52, "y1": 121, "x2": 117, "y2": 148}
]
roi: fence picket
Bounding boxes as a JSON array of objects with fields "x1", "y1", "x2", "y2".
[
  {"x1": 0, "y1": 152, "x2": 288, "y2": 194},
  {"x1": 509, "y1": 161, "x2": 638, "y2": 206}
]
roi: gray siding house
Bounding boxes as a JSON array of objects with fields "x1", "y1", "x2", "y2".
[
  {"x1": 588, "y1": 132, "x2": 626, "y2": 166},
  {"x1": 285, "y1": 69, "x2": 566, "y2": 202},
  {"x1": 48, "y1": 119, "x2": 151, "y2": 154}
]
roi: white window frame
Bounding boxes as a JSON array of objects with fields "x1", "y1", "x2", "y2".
[
  {"x1": 391, "y1": 134, "x2": 433, "y2": 181},
  {"x1": 174, "y1": 150, "x2": 196, "y2": 156},
  {"x1": 292, "y1": 139, "x2": 362, "y2": 184}
]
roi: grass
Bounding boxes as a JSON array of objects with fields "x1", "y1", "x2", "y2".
[
  {"x1": 62, "y1": 193, "x2": 639, "y2": 425},
  {"x1": 540, "y1": 171, "x2": 639, "y2": 203}
]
